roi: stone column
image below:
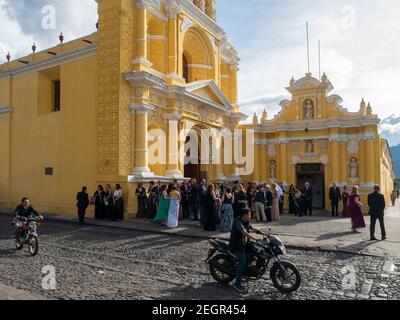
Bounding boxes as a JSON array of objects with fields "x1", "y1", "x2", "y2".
[
  {"x1": 366, "y1": 139, "x2": 375, "y2": 185},
  {"x1": 130, "y1": 103, "x2": 154, "y2": 178}
]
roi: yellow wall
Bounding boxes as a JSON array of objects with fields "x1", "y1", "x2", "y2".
[{"x1": 1, "y1": 55, "x2": 97, "y2": 216}]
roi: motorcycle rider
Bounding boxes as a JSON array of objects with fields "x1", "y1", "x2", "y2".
[
  {"x1": 13, "y1": 197, "x2": 42, "y2": 237},
  {"x1": 229, "y1": 207, "x2": 263, "y2": 294}
]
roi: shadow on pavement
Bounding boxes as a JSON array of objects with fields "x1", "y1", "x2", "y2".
[{"x1": 316, "y1": 231, "x2": 355, "y2": 240}]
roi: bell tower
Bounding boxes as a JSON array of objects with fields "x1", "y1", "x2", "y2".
[{"x1": 193, "y1": 0, "x2": 217, "y2": 21}]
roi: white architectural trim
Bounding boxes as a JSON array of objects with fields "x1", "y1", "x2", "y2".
[
  {"x1": 147, "y1": 35, "x2": 167, "y2": 41},
  {"x1": 0, "y1": 106, "x2": 12, "y2": 114},
  {"x1": 255, "y1": 132, "x2": 377, "y2": 145},
  {"x1": 254, "y1": 118, "x2": 380, "y2": 133},
  {"x1": 188, "y1": 63, "x2": 213, "y2": 70},
  {"x1": 129, "y1": 103, "x2": 155, "y2": 115},
  {"x1": 132, "y1": 57, "x2": 154, "y2": 68}
]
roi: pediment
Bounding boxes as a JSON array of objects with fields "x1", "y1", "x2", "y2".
[{"x1": 186, "y1": 80, "x2": 232, "y2": 110}]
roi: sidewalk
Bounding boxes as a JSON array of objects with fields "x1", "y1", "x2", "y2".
[
  {"x1": 0, "y1": 282, "x2": 47, "y2": 300},
  {"x1": 2, "y1": 201, "x2": 400, "y2": 258}
]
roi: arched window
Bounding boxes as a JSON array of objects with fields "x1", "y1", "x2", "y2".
[{"x1": 183, "y1": 54, "x2": 189, "y2": 83}]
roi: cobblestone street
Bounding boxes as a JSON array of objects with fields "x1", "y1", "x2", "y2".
[{"x1": 1, "y1": 215, "x2": 399, "y2": 300}]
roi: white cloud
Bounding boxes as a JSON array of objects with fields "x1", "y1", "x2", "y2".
[
  {"x1": 0, "y1": 0, "x2": 97, "y2": 63},
  {"x1": 226, "y1": 0, "x2": 400, "y2": 120}
]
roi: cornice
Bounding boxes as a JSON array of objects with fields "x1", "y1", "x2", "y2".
[{"x1": 0, "y1": 44, "x2": 96, "y2": 80}]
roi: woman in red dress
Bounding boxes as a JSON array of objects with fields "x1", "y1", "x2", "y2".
[
  {"x1": 348, "y1": 186, "x2": 366, "y2": 232},
  {"x1": 342, "y1": 186, "x2": 350, "y2": 218}
]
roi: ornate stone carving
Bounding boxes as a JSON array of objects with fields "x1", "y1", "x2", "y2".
[{"x1": 267, "y1": 143, "x2": 277, "y2": 156}]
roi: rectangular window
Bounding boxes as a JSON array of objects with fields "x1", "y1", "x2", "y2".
[
  {"x1": 53, "y1": 80, "x2": 61, "y2": 112},
  {"x1": 45, "y1": 167, "x2": 54, "y2": 176}
]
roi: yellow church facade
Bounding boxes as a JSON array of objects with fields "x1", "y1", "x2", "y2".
[
  {"x1": 0, "y1": 0, "x2": 394, "y2": 217},
  {"x1": 0, "y1": 0, "x2": 245, "y2": 217},
  {"x1": 243, "y1": 73, "x2": 394, "y2": 212}
]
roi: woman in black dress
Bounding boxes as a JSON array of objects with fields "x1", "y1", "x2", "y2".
[
  {"x1": 93, "y1": 185, "x2": 105, "y2": 220},
  {"x1": 114, "y1": 184, "x2": 124, "y2": 221},
  {"x1": 104, "y1": 184, "x2": 114, "y2": 220},
  {"x1": 289, "y1": 185, "x2": 296, "y2": 215},
  {"x1": 233, "y1": 184, "x2": 247, "y2": 219},
  {"x1": 204, "y1": 184, "x2": 218, "y2": 231},
  {"x1": 135, "y1": 183, "x2": 147, "y2": 218}
]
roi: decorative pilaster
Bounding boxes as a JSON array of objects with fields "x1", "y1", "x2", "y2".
[
  {"x1": 166, "y1": 3, "x2": 185, "y2": 86},
  {"x1": 164, "y1": 113, "x2": 184, "y2": 178},
  {"x1": 133, "y1": 1, "x2": 152, "y2": 71}
]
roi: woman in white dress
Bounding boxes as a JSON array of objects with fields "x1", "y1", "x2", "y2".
[{"x1": 167, "y1": 185, "x2": 181, "y2": 229}]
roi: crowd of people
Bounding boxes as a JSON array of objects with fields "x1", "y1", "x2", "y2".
[
  {"x1": 74, "y1": 179, "x2": 390, "y2": 241},
  {"x1": 75, "y1": 184, "x2": 125, "y2": 225},
  {"x1": 135, "y1": 179, "x2": 317, "y2": 231}
]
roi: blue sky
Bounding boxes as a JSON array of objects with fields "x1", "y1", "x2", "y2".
[{"x1": 1, "y1": 0, "x2": 400, "y2": 144}]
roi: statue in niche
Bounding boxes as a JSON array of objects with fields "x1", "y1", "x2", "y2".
[
  {"x1": 269, "y1": 160, "x2": 277, "y2": 179},
  {"x1": 304, "y1": 99, "x2": 314, "y2": 120},
  {"x1": 306, "y1": 141, "x2": 313, "y2": 153},
  {"x1": 349, "y1": 157, "x2": 359, "y2": 179}
]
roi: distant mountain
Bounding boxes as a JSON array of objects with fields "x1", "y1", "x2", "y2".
[
  {"x1": 381, "y1": 114, "x2": 400, "y2": 147},
  {"x1": 390, "y1": 145, "x2": 400, "y2": 179}
]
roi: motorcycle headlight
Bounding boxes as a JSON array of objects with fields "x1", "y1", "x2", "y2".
[
  {"x1": 279, "y1": 245, "x2": 287, "y2": 255},
  {"x1": 15, "y1": 221, "x2": 22, "y2": 228},
  {"x1": 29, "y1": 221, "x2": 37, "y2": 228}
]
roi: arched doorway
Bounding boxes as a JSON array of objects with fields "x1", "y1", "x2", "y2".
[
  {"x1": 184, "y1": 134, "x2": 200, "y2": 180},
  {"x1": 183, "y1": 125, "x2": 216, "y2": 182}
]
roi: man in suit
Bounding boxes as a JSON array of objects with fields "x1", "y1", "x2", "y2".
[
  {"x1": 302, "y1": 182, "x2": 313, "y2": 216},
  {"x1": 76, "y1": 186, "x2": 89, "y2": 225},
  {"x1": 368, "y1": 185, "x2": 387, "y2": 241},
  {"x1": 329, "y1": 183, "x2": 342, "y2": 217}
]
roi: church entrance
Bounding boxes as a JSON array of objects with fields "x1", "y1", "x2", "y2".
[
  {"x1": 184, "y1": 134, "x2": 200, "y2": 180},
  {"x1": 296, "y1": 163, "x2": 325, "y2": 209}
]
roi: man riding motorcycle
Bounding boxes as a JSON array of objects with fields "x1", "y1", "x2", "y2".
[
  {"x1": 229, "y1": 207, "x2": 263, "y2": 294},
  {"x1": 13, "y1": 197, "x2": 43, "y2": 237}
]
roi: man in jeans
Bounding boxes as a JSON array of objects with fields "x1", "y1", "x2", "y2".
[
  {"x1": 229, "y1": 208, "x2": 263, "y2": 294},
  {"x1": 254, "y1": 186, "x2": 267, "y2": 223}
]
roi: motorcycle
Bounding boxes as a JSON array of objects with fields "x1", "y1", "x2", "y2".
[
  {"x1": 12, "y1": 214, "x2": 43, "y2": 257},
  {"x1": 206, "y1": 229, "x2": 301, "y2": 294}
]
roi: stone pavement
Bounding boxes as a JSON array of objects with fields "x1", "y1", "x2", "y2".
[
  {"x1": 0, "y1": 282, "x2": 47, "y2": 300},
  {"x1": 1, "y1": 200, "x2": 400, "y2": 259}
]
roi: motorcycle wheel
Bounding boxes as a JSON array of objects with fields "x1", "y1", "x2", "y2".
[
  {"x1": 270, "y1": 261, "x2": 301, "y2": 294},
  {"x1": 28, "y1": 236, "x2": 39, "y2": 257},
  {"x1": 15, "y1": 236, "x2": 24, "y2": 250},
  {"x1": 209, "y1": 254, "x2": 235, "y2": 284}
]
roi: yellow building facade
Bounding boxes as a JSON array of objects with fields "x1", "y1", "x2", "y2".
[
  {"x1": 0, "y1": 0, "x2": 245, "y2": 217},
  {"x1": 0, "y1": 0, "x2": 394, "y2": 217},
  {"x1": 243, "y1": 73, "x2": 395, "y2": 212}
]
